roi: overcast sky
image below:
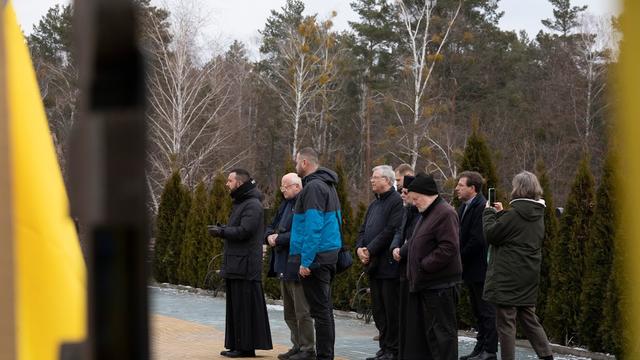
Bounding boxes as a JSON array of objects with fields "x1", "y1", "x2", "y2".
[{"x1": 14, "y1": 0, "x2": 621, "y2": 58}]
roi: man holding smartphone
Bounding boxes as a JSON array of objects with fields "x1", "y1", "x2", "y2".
[{"x1": 455, "y1": 171, "x2": 498, "y2": 360}]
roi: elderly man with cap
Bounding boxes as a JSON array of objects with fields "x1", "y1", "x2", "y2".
[{"x1": 405, "y1": 173, "x2": 462, "y2": 360}]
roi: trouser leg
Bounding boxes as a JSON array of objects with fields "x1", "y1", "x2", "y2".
[
  {"x1": 282, "y1": 281, "x2": 301, "y2": 350},
  {"x1": 420, "y1": 287, "x2": 458, "y2": 360},
  {"x1": 468, "y1": 281, "x2": 498, "y2": 353},
  {"x1": 369, "y1": 278, "x2": 387, "y2": 352},
  {"x1": 517, "y1": 306, "x2": 553, "y2": 358},
  {"x1": 495, "y1": 305, "x2": 517, "y2": 360},
  {"x1": 289, "y1": 280, "x2": 315, "y2": 352},
  {"x1": 381, "y1": 279, "x2": 400, "y2": 355},
  {"x1": 302, "y1": 264, "x2": 335, "y2": 360}
]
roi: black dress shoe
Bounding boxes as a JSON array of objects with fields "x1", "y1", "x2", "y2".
[
  {"x1": 278, "y1": 348, "x2": 300, "y2": 359},
  {"x1": 366, "y1": 349, "x2": 385, "y2": 360},
  {"x1": 221, "y1": 350, "x2": 233, "y2": 356},
  {"x1": 222, "y1": 350, "x2": 256, "y2": 358},
  {"x1": 460, "y1": 348, "x2": 481, "y2": 360},
  {"x1": 468, "y1": 350, "x2": 497, "y2": 360}
]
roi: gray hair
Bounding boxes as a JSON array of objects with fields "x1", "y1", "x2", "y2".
[
  {"x1": 372, "y1": 165, "x2": 395, "y2": 185},
  {"x1": 511, "y1": 171, "x2": 543, "y2": 200}
]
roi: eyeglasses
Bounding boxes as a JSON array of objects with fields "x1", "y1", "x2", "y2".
[{"x1": 280, "y1": 184, "x2": 296, "y2": 192}]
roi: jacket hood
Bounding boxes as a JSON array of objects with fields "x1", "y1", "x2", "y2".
[
  {"x1": 303, "y1": 167, "x2": 338, "y2": 186},
  {"x1": 510, "y1": 198, "x2": 546, "y2": 222}
]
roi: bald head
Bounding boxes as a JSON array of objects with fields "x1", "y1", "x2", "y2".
[{"x1": 281, "y1": 173, "x2": 302, "y2": 199}]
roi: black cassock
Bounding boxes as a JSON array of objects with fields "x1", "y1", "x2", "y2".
[
  {"x1": 399, "y1": 286, "x2": 430, "y2": 359},
  {"x1": 224, "y1": 279, "x2": 273, "y2": 351}
]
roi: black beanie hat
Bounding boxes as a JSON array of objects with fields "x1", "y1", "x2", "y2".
[
  {"x1": 403, "y1": 175, "x2": 415, "y2": 189},
  {"x1": 407, "y1": 173, "x2": 439, "y2": 195}
]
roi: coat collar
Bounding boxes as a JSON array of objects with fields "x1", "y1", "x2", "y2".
[{"x1": 374, "y1": 188, "x2": 395, "y2": 200}]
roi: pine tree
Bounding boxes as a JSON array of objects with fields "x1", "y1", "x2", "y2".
[
  {"x1": 459, "y1": 122, "x2": 499, "y2": 198},
  {"x1": 153, "y1": 172, "x2": 183, "y2": 283},
  {"x1": 166, "y1": 184, "x2": 192, "y2": 284},
  {"x1": 600, "y1": 238, "x2": 625, "y2": 358},
  {"x1": 178, "y1": 182, "x2": 211, "y2": 287},
  {"x1": 536, "y1": 160, "x2": 560, "y2": 326},
  {"x1": 541, "y1": 0, "x2": 588, "y2": 37},
  {"x1": 547, "y1": 156, "x2": 596, "y2": 345},
  {"x1": 330, "y1": 160, "x2": 356, "y2": 309},
  {"x1": 456, "y1": 122, "x2": 499, "y2": 327},
  {"x1": 579, "y1": 152, "x2": 616, "y2": 351},
  {"x1": 208, "y1": 173, "x2": 232, "y2": 226},
  {"x1": 205, "y1": 173, "x2": 232, "y2": 287}
]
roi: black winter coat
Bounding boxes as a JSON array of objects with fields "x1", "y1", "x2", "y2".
[
  {"x1": 265, "y1": 196, "x2": 299, "y2": 281},
  {"x1": 458, "y1": 194, "x2": 489, "y2": 283},
  {"x1": 356, "y1": 189, "x2": 404, "y2": 279},
  {"x1": 407, "y1": 197, "x2": 462, "y2": 292},
  {"x1": 219, "y1": 182, "x2": 265, "y2": 281},
  {"x1": 390, "y1": 205, "x2": 420, "y2": 280}
]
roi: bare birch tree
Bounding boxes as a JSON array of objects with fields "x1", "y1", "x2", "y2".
[
  {"x1": 392, "y1": 0, "x2": 461, "y2": 172},
  {"x1": 145, "y1": 1, "x2": 246, "y2": 212},
  {"x1": 573, "y1": 13, "x2": 618, "y2": 151}
]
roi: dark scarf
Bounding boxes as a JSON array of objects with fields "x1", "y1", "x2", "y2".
[{"x1": 230, "y1": 180, "x2": 257, "y2": 203}]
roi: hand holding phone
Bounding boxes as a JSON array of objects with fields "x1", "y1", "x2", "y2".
[{"x1": 488, "y1": 187, "x2": 496, "y2": 206}]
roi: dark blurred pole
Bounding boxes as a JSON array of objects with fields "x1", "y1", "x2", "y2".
[{"x1": 69, "y1": 0, "x2": 148, "y2": 358}]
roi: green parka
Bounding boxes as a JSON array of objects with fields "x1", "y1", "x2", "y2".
[{"x1": 482, "y1": 198, "x2": 546, "y2": 306}]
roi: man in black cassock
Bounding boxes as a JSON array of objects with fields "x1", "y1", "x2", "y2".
[{"x1": 208, "y1": 168, "x2": 272, "y2": 358}]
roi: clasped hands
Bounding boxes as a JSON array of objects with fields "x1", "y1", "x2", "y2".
[
  {"x1": 357, "y1": 247, "x2": 370, "y2": 264},
  {"x1": 266, "y1": 233, "x2": 278, "y2": 247}
]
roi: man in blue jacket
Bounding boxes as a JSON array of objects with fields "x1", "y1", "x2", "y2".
[
  {"x1": 266, "y1": 173, "x2": 315, "y2": 360},
  {"x1": 290, "y1": 147, "x2": 342, "y2": 360}
]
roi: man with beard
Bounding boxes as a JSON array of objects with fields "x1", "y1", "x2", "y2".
[
  {"x1": 290, "y1": 147, "x2": 342, "y2": 360},
  {"x1": 208, "y1": 169, "x2": 272, "y2": 358}
]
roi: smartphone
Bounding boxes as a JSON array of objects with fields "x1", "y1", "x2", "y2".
[{"x1": 488, "y1": 187, "x2": 496, "y2": 206}]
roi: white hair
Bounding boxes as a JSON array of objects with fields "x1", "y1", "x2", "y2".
[{"x1": 372, "y1": 165, "x2": 395, "y2": 185}]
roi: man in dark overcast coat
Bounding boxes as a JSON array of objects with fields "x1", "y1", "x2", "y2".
[
  {"x1": 208, "y1": 169, "x2": 272, "y2": 358},
  {"x1": 455, "y1": 171, "x2": 498, "y2": 360},
  {"x1": 357, "y1": 165, "x2": 403, "y2": 360}
]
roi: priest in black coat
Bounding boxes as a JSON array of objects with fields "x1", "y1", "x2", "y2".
[{"x1": 208, "y1": 169, "x2": 272, "y2": 358}]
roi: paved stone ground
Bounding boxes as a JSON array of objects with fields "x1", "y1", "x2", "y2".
[
  {"x1": 151, "y1": 286, "x2": 609, "y2": 360},
  {"x1": 151, "y1": 314, "x2": 316, "y2": 359}
]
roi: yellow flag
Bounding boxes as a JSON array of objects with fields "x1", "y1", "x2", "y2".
[
  {"x1": 1, "y1": 2, "x2": 86, "y2": 359},
  {"x1": 619, "y1": 0, "x2": 640, "y2": 356}
]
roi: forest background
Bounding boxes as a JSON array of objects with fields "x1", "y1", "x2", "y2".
[{"x1": 25, "y1": 0, "x2": 629, "y2": 357}]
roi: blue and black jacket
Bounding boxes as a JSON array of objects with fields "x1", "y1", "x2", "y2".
[{"x1": 290, "y1": 167, "x2": 342, "y2": 268}]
